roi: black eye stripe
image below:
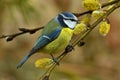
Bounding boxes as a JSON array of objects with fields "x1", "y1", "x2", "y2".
[
  {"x1": 70, "y1": 19, "x2": 76, "y2": 21},
  {"x1": 63, "y1": 18, "x2": 78, "y2": 22}
]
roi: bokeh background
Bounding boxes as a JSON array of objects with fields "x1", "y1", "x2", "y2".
[{"x1": 0, "y1": 0, "x2": 120, "y2": 80}]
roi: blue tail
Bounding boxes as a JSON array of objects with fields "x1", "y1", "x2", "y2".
[
  {"x1": 17, "y1": 53, "x2": 30, "y2": 69},
  {"x1": 17, "y1": 48, "x2": 38, "y2": 69}
]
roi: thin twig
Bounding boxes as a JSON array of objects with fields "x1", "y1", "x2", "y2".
[
  {"x1": 73, "y1": 0, "x2": 119, "y2": 17},
  {"x1": 0, "y1": 26, "x2": 44, "y2": 41}
]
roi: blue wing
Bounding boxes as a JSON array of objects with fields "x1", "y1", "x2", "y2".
[{"x1": 17, "y1": 27, "x2": 62, "y2": 68}]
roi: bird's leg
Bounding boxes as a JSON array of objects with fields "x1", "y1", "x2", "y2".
[{"x1": 50, "y1": 53, "x2": 60, "y2": 65}]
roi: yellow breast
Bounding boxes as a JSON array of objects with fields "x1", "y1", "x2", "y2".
[{"x1": 41, "y1": 28, "x2": 74, "y2": 54}]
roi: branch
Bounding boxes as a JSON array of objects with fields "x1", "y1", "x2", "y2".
[
  {"x1": 0, "y1": 26, "x2": 44, "y2": 41},
  {"x1": 73, "y1": 0, "x2": 119, "y2": 17},
  {"x1": 39, "y1": 1, "x2": 120, "y2": 80}
]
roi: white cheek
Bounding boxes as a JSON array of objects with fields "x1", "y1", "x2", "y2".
[{"x1": 63, "y1": 20, "x2": 77, "y2": 29}]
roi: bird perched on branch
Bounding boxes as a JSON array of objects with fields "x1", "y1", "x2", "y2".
[{"x1": 17, "y1": 12, "x2": 78, "y2": 68}]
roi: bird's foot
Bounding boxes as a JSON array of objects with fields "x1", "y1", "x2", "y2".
[
  {"x1": 65, "y1": 45, "x2": 74, "y2": 53},
  {"x1": 50, "y1": 53, "x2": 59, "y2": 65}
]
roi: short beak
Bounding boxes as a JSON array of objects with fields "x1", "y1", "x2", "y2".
[{"x1": 76, "y1": 20, "x2": 80, "y2": 23}]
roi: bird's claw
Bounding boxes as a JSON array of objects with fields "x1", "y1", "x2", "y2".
[
  {"x1": 52, "y1": 57, "x2": 60, "y2": 65},
  {"x1": 50, "y1": 53, "x2": 59, "y2": 65}
]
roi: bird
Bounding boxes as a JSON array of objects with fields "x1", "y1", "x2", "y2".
[{"x1": 17, "y1": 12, "x2": 78, "y2": 68}]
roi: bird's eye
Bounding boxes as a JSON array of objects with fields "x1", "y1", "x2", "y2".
[
  {"x1": 70, "y1": 19, "x2": 79, "y2": 23},
  {"x1": 70, "y1": 19, "x2": 76, "y2": 21}
]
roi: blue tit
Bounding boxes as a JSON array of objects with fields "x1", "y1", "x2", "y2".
[{"x1": 17, "y1": 12, "x2": 78, "y2": 68}]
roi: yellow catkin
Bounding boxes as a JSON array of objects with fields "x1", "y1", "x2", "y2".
[
  {"x1": 74, "y1": 23, "x2": 87, "y2": 35},
  {"x1": 82, "y1": 0, "x2": 101, "y2": 10},
  {"x1": 99, "y1": 21, "x2": 110, "y2": 36},
  {"x1": 92, "y1": 10, "x2": 105, "y2": 18},
  {"x1": 35, "y1": 58, "x2": 53, "y2": 69}
]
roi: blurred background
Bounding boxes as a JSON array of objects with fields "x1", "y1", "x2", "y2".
[{"x1": 0, "y1": 0, "x2": 120, "y2": 80}]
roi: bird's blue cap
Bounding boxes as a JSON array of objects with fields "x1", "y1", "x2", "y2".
[{"x1": 60, "y1": 12, "x2": 77, "y2": 19}]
